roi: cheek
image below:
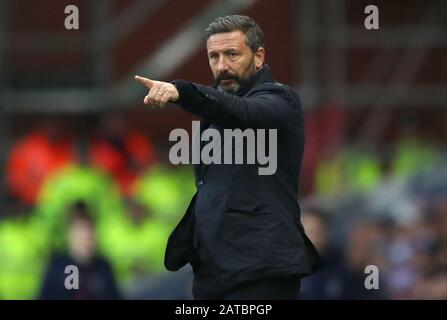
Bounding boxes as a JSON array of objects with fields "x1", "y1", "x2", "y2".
[
  {"x1": 209, "y1": 63, "x2": 218, "y2": 77},
  {"x1": 241, "y1": 56, "x2": 254, "y2": 69},
  {"x1": 239, "y1": 60, "x2": 254, "y2": 77},
  {"x1": 224, "y1": 61, "x2": 240, "y2": 76}
]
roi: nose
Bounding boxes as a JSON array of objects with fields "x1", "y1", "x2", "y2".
[{"x1": 217, "y1": 56, "x2": 229, "y2": 74}]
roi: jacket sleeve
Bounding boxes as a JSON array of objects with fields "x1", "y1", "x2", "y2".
[{"x1": 171, "y1": 79, "x2": 299, "y2": 130}]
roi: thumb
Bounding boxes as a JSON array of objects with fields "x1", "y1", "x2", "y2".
[{"x1": 135, "y1": 75, "x2": 154, "y2": 89}]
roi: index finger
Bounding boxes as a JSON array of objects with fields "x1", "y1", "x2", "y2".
[{"x1": 135, "y1": 75, "x2": 154, "y2": 89}]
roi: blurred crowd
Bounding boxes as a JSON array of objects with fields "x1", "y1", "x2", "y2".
[
  {"x1": 0, "y1": 115, "x2": 196, "y2": 299},
  {"x1": 300, "y1": 194, "x2": 447, "y2": 299},
  {"x1": 301, "y1": 136, "x2": 447, "y2": 299},
  {"x1": 0, "y1": 114, "x2": 446, "y2": 299}
]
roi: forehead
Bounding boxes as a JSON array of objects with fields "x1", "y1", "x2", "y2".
[{"x1": 206, "y1": 31, "x2": 248, "y2": 52}]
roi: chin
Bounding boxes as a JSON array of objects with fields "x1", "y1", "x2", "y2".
[{"x1": 218, "y1": 84, "x2": 239, "y2": 94}]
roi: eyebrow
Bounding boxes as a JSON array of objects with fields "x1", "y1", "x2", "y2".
[{"x1": 208, "y1": 48, "x2": 240, "y2": 56}]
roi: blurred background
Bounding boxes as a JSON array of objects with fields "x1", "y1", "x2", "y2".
[{"x1": 0, "y1": 0, "x2": 446, "y2": 299}]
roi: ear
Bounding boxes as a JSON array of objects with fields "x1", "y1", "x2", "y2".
[{"x1": 255, "y1": 47, "x2": 265, "y2": 69}]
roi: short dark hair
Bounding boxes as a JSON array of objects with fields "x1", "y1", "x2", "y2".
[
  {"x1": 205, "y1": 15, "x2": 265, "y2": 52},
  {"x1": 69, "y1": 200, "x2": 94, "y2": 226}
]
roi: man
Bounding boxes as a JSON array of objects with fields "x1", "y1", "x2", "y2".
[
  {"x1": 39, "y1": 202, "x2": 120, "y2": 299},
  {"x1": 299, "y1": 207, "x2": 345, "y2": 299},
  {"x1": 135, "y1": 15, "x2": 322, "y2": 299}
]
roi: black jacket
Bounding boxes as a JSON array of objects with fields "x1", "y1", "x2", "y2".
[
  {"x1": 39, "y1": 253, "x2": 120, "y2": 300},
  {"x1": 165, "y1": 65, "x2": 323, "y2": 284}
]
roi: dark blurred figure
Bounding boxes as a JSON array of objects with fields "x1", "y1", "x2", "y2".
[
  {"x1": 340, "y1": 221, "x2": 389, "y2": 299},
  {"x1": 299, "y1": 209, "x2": 390, "y2": 299},
  {"x1": 299, "y1": 207, "x2": 346, "y2": 299},
  {"x1": 39, "y1": 202, "x2": 120, "y2": 299}
]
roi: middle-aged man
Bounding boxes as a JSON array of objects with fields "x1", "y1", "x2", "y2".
[{"x1": 135, "y1": 15, "x2": 323, "y2": 300}]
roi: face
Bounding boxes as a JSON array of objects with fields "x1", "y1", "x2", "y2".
[
  {"x1": 69, "y1": 220, "x2": 96, "y2": 264},
  {"x1": 301, "y1": 213, "x2": 327, "y2": 251},
  {"x1": 207, "y1": 31, "x2": 265, "y2": 93}
]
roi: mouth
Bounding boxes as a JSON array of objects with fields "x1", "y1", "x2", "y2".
[{"x1": 220, "y1": 79, "x2": 236, "y2": 85}]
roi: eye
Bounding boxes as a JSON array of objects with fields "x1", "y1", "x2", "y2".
[
  {"x1": 209, "y1": 54, "x2": 218, "y2": 62},
  {"x1": 229, "y1": 52, "x2": 238, "y2": 57}
]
